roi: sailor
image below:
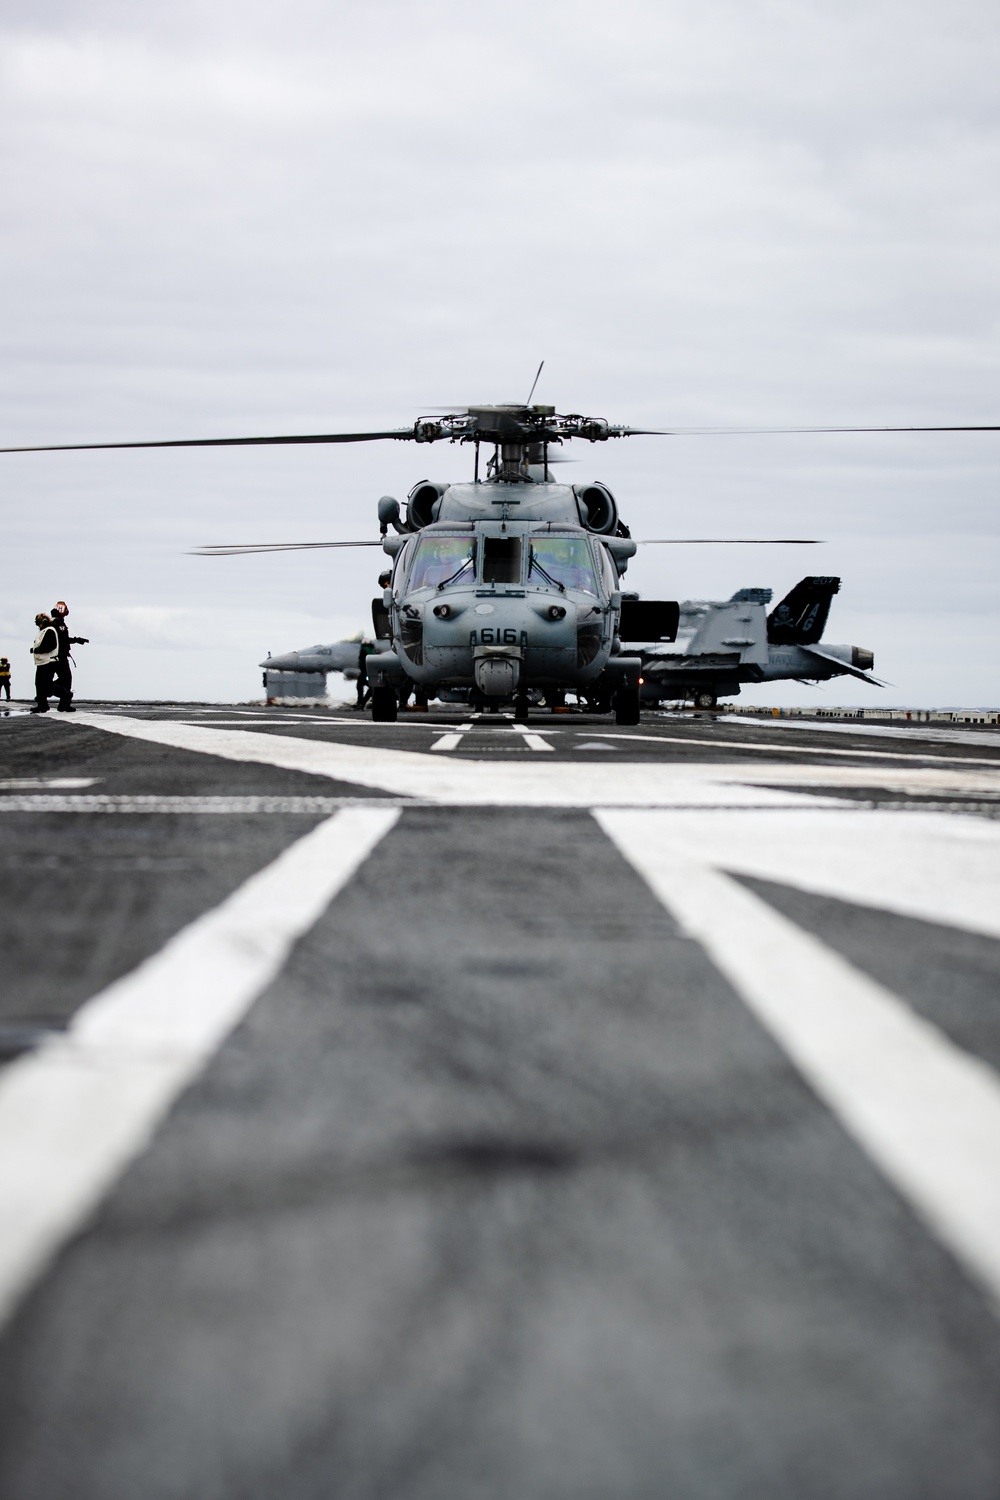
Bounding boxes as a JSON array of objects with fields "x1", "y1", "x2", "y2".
[
  {"x1": 50, "y1": 601, "x2": 88, "y2": 712},
  {"x1": 0, "y1": 657, "x2": 10, "y2": 701},
  {"x1": 30, "y1": 613, "x2": 59, "y2": 714}
]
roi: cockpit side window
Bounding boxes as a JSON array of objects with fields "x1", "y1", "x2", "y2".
[
  {"x1": 406, "y1": 535, "x2": 477, "y2": 591},
  {"x1": 596, "y1": 543, "x2": 617, "y2": 593},
  {"x1": 528, "y1": 536, "x2": 600, "y2": 596}
]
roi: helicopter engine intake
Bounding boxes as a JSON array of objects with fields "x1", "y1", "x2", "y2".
[
  {"x1": 574, "y1": 483, "x2": 618, "y2": 534},
  {"x1": 406, "y1": 482, "x2": 449, "y2": 530}
]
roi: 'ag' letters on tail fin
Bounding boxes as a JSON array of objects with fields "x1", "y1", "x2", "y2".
[{"x1": 767, "y1": 576, "x2": 840, "y2": 645}]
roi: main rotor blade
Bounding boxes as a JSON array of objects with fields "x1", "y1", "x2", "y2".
[
  {"x1": 652, "y1": 425, "x2": 1000, "y2": 435},
  {"x1": 637, "y1": 538, "x2": 822, "y2": 544},
  {"x1": 195, "y1": 536, "x2": 823, "y2": 555},
  {"x1": 5, "y1": 420, "x2": 996, "y2": 456},
  {"x1": 0, "y1": 430, "x2": 414, "y2": 455},
  {"x1": 191, "y1": 540, "x2": 383, "y2": 555}
]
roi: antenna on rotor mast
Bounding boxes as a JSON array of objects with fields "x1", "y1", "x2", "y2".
[{"x1": 525, "y1": 359, "x2": 544, "y2": 406}]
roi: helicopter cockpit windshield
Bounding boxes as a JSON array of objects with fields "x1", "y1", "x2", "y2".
[
  {"x1": 405, "y1": 535, "x2": 477, "y2": 591},
  {"x1": 528, "y1": 537, "x2": 600, "y2": 597}
]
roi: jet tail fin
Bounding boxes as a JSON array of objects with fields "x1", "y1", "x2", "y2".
[{"x1": 767, "y1": 576, "x2": 840, "y2": 644}]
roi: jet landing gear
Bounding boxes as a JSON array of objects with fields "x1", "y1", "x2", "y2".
[
  {"x1": 371, "y1": 685, "x2": 398, "y2": 722},
  {"x1": 614, "y1": 687, "x2": 641, "y2": 726}
]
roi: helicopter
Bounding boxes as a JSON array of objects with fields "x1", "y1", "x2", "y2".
[
  {"x1": 5, "y1": 379, "x2": 994, "y2": 723},
  {"x1": 189, "y1": 398, "x2": 826, "y2": 725}
]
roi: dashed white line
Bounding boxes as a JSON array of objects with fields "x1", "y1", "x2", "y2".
[
  {"x1": 0, "y1": 795, "x2": 412, "y2": 813},
  {"x1": 0, "y1": 777, "x2": 99, "y2": 790},
  {"x1": 598, "y1": 808, "x2": 1000, "y2": 1314},
  {"x1": 0, "y1": 806, "x2": 399, "y2": 1330}
]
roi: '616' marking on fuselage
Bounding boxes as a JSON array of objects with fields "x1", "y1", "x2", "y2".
[{"x1": 469, "y1": 628, "x2": 529, "y2": 646}]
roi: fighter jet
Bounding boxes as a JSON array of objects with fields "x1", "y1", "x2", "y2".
[
  {"x1": 632, "y1": 576, "x2": 882, "y2": 709},
  {"x1": 260, "y1": 639, "x2": 368, "y2": 679}
]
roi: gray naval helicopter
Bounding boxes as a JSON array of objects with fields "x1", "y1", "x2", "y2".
[
  {"x1": 197, "y1": 401, "x2": 821, "y2": 724},
  {"x1": 363, "y1": 408, "x2": 667, "y2": 724},
  {"x1": 5, "y1": 388, "x2": 991, "y2": 723}
]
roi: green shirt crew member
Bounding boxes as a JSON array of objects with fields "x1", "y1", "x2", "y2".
[{"x1": 0, "y1": 657, "x2": 10, "y2": 701}]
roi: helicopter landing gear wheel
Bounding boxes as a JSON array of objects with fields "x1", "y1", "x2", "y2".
[
  {"x1": 371, "y1": 685, "x2": 398, "y2": 722},
  {"x1": 694, "y1": 691, "x2": 717, "y2": 710},
  {"x1": 513, "y1": 695, "x2": 530, "y2": 724},
  {"x1": 614, "y1": 687, "x2": 641, "y2": 726}
]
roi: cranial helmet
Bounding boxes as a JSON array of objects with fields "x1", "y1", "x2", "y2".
[
  {"x1": 35, "y1": 613, "x2": 50, "y2": 626},
  {"x1": 53, "y1": 601, "x2": 68, "y2": 616}
]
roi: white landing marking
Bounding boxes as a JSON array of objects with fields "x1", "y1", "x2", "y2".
[
  {"x1": 719, "y1": 716, "x2": 1000, "y2": 750},
  {"x1": 519, "y1": 732, "x2": 555, "y2": 752},
  {"x1": 588, "y1": 731, "x2": 1000, "y2": 769},
  {"x1": 65, "y1": 714, "x2": 1000, "y2": 804},
  {"x1": 0, "y1": 777, "x2": 98, "y2": 790},
  {"x1": 172, "y1": 719, "x2": 315, "y2": 727},
  {"x1": 612, "y1": 807, "x2": 1000, "y2": 941},
  {"x1": 61, "y1": 714, "x2": 840, "y2": 807},
  {"x1": 0, "y1": 795, "x2": 411, "y2": 813},
  {"x1": 0, "y1": 806, "x2": 399, "y2": 1330},
  {"x1": 430, "y1": 721, "x2": 473, "y2": 752},
  {"x1": 597, "y1": 808, "x2": 1000, "y2": 1314},
  {"x1": 723, "y1": 761, "x2": 1000, "y2": 799}
]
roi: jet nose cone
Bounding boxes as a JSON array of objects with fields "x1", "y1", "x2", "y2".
[{"x1": 261, "y1": 652, "x2": 301, "y2": 671}]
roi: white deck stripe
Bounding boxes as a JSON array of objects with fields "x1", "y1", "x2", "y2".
[
  {"x1": 59, "y1": 714, "x2": 1000, "y2": 804},
  {"x1": 0, "y1": 795, "x2": 411, "y2": 813},
  {"x1": 0, "y1": 806, "x2": 399, "y2": 1329},
  {"x1": 0, "y1": 778, "x2": 98, "y2": 790},
  {"x1": 42, "y1": 714, "x2": 923, "y2": 807},
  {"x1": 718, "y1": 715, "x2": 1000, "y2": 750},
  {"x1": 588, "y1": 731, "x2": 1000, "y2": 768},
  {"x1": 597, "y1": 809, "x2": 1000, "y2": 1314},
  {"x1": 602, "y1": 807, "x2": 1000, "y2": 940},
  {"x1": 519, "y1": 732, "x2": 555, "y2": 752}
]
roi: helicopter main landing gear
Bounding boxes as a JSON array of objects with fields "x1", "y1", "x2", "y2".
[
  {"x1": 513, "y1": 695, "x2": 530, "y2": 723},
  {"x1": 693, "y1": 691, "x2": 718, "y2": 710},
  {"x1": 614, "y1": 687, "x2": 641, "y2": 726},
  {"x1": 371, "y1": 685, "x2": 398, "y2": 722}
]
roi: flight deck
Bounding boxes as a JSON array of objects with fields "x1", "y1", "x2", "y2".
[{"x1": 2, "y1": 703, "x2": 1000, "y2": 1499}]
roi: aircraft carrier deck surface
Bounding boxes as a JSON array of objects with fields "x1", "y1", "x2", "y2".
[{"x1": 2, "y1": 703, "x2": 1000, "y2": 1499}]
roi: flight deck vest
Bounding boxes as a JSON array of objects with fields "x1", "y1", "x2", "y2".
[{"x1": 32, "y1": 629, "x2": 59, "y2": 667}]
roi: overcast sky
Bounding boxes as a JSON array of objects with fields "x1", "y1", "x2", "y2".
[{"x1": 2, "y1": 0, "x2": 998, "y2": 705}]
